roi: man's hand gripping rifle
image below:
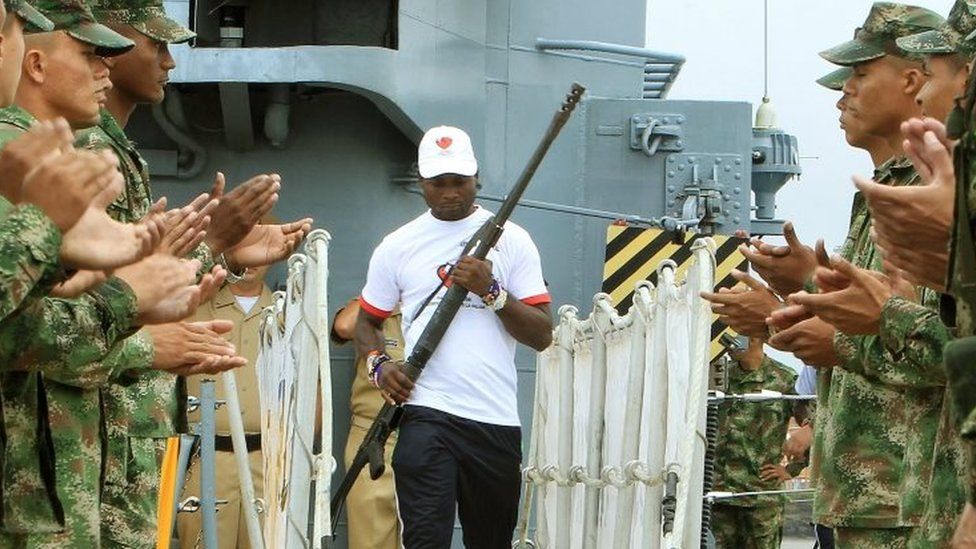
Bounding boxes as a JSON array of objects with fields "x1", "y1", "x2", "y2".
[{"x1": 329, "y1": 83, "x2": 586, "y2": 536}]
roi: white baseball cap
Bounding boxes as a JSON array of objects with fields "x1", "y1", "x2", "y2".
[{"x1": 417, "y1": 125, "x2": 478, "y2": 179}]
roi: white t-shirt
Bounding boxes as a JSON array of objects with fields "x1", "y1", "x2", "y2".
[
  {"x1": 234, "y1": 295, "x2": 260, "y2": 314},
  {"x1": 360, "y1": 207, "x2": 550, "y2": 426}
]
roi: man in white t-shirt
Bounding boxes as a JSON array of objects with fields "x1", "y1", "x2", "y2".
[{"x1": 357, "y1": 126, "x2": 553, "y2": 548}]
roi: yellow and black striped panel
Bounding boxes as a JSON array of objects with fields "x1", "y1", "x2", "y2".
[{"x1": 602, "y1": 225, "x2": 748, "y2": 361}]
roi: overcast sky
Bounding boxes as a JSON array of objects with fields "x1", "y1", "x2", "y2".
[{"x1": 646, "y1": 0, "x2": 954, "y2": 369}]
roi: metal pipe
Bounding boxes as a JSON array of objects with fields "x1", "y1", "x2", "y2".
[
  {"x1": 221, "y1": 371, "x2": 265, "y2": 549},
  {"x1": 199, "y1": 380, "x2": 219, "y2": 548},
  {"x1": 510, "y1": 45, "x2": 646, "y2": 69},
  {"x1": 152, "y1": 93, "x2": 208, "y2": 179},
  {"x1": 645, "y1": 64, "x2": 679, "y2": 73},
  {"x1": 643, "y1": 74, "x2": 674, "y2": 82},
  {"x1": 709, "y1": 391, "x2": 817, "y2": 403},
  {"x1": 535, "y1": 38, "x2": 686, "y2": 64},
  {"x1": 264, "y1": 84, "x2": 291, "y2": 148},
  {"x1": 705, "y1": 488, "x2": 816, "y2": 502},
  {"x1": 401, "y1": 185, "x2": 698, "y2": 230}
]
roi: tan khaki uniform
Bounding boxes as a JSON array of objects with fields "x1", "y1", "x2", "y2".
[
  {"x1": 341, "y1": 311, "x2": 403, "y2": 549},
  {"x1": 177, "y1": 285, "x2": 272, "y2": 548}
]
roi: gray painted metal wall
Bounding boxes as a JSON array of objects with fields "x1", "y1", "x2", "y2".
[{"x1": 140, "y1": 1, "x2": 782, "y2": 546}]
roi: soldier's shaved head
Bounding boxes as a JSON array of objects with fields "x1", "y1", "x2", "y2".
[
  {"x1": 841, "y1": 55, "x2": 926, "y2": 154},
  {"x1": 90, "y1": 0, "x2": 194, "y2": 127},
  {"x1": 101, "y1": 22, "x2": 173, "y2": 107},
  {"x1": 16, "y1": 31, "x2": 111, "y2": 128},
  {"x1": 915, "y1": 54, "x2": 970, "y2": 122},
  {"x1": 836, "y1": 92, "x2": 897, "y2": 168}
]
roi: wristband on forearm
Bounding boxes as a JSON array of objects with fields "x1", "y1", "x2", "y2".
[
  {"x1": 481, "y1": 278, "x2": 508, "y2": 312},
  {"x1": 217, "y1": 253, "x2": 246, "y2": 284},
  {"x1": 366, "y1": 350, "x2": 391, "y2": 389}
]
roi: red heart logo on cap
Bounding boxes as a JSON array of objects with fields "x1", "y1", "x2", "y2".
[{"x1": 436, "y1": 136, "x2": 453, "y2": 149}]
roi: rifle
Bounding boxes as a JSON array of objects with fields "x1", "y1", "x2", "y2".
[{"x1": 329, "y1": 83, "x2": 585, "y2": 537}]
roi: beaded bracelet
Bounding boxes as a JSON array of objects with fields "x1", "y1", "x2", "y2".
[
  {"x1": 217, "y1": 253, "x2": 247, "y2": 284},
  {"x1": 366, "y1": 351, "x2": 391, "y2": 389},
  {"x1": 482, "y1": 278, "x2": 501, "y2": 307}
]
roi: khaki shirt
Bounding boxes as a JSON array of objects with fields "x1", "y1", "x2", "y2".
[
  {"x1": 340, "y1": 312, "x2": 404, "y2": 422},
  {"x1": 185, "y1": 285, "x2": 274, "y2": 434}
]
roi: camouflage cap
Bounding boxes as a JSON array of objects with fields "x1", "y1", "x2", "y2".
[
  {"x1": 897, "y1": 0, "x2": 976, "y2": 56},
  {"x1": 817, "y1": 67, "x2": 853, "y2": 90},
  {"x1": 27, "y1": 0, "x2": 134, "y2": 57},
  {"x1": 4, "y1": 0, "x2": 54, "y2": 32},
  {"x1": 89, "y1": 0, "x2": 194, "y2": 44},
  {"x1": 820, "y1": 2, "x2": 945, "y2": 65}
]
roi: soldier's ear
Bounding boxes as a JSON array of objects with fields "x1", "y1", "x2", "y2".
[
  {"x1": 902, "y1": 66, "x2": 925, "y2": 98},
  {"x1": 21, "y1": 48, "x2": 44, "y2": 85}
]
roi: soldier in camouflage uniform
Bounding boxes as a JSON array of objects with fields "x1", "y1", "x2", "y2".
[
  {"x1": 945, "y1": 81, "x2": 976, "y2": 541},
  {"x1": 891, "y1": 5, "x2": 975, "y2": 545},
  {"x1": 738, "y1": 4, "x2": 945, "y2": 548},
  {"x1": 81, "y1": 2, "x2": 312, "y2": 544},
  {"x1": 711, "y1": 339, "x2": 796, "y2": 549},
  {"x1": 0, "y1": 2, "x2": 228, "y2": 545},
  {"x1": 73, "y1": 4, "x2": 205, "y2": 544},
  {"x1": 813, "y1": 6, "x2": 946, "y2": 546},
  {"x1": 792, "y1": 4, "x2": 976, "y2": 546},
  {"x1": 0, "y1": 4, "x2": 147, "y2": 545},
  {"x1": 849, "y1": 3, "x2": 976, "y2": 542}
]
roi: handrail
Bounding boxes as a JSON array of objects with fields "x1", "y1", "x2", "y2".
[
  {"x1": 535, "y1": 38, "x2": 686, "y2": 64},
  {"x1": 534, "y1": 38, "x2": 684, "y2": 99}
]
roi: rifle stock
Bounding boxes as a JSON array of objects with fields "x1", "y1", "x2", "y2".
[{"x1": 330, "y1": 83, "x2": 585, "y2": 536}]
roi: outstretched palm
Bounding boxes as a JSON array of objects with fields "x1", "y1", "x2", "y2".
[{"x1": 226, "y1": 218, "x2": 313, "y2": 269}]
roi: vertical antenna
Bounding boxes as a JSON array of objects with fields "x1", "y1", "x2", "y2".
[
  {"x1": 755, "y1": 0, "x2": 777, "y2": 128},
  {"x1": 763, "y1": 0, "x2": 769, "y2": 100}
]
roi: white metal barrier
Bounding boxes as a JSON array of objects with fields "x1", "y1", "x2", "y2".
[
  {"x1": 522, "y1": 238, "x2": 715, "y2": 549},
  {"x1": 257, "y1": 229, "x2": 335, "y2": 549}
]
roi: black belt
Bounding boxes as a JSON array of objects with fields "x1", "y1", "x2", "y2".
[{"x1": 213, "y1": 433, "x2": 261, "y2": 453}]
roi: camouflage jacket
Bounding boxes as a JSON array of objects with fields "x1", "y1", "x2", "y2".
[
  {"x1": 75, "y1": 109, "x2": 153, "y2": 222},
  {"x1": 812, "y1": 157, "x2": 946, "y2": 528},
  {"x1": 713, "y1": 356, "x2": 796, "y2": 507},
  {"x1": 947, "y1": 93, "x2": 976, "y2": 507},
  {"x1": 0, "y1": 204, "x2": 64, "y2": 322},
  {"x1": 77, "y1": 108, "x2": 216, "y2": 443},
  {"x1": 0, "y1": 105, "x2": 149, "y2": 533}
]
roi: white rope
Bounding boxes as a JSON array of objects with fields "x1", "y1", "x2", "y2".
[
  {"x1": 521, "y1": 243, "x2": 717, "y2": 549},
  {"x1": 664, "y1": 240, "x2": 716, "y2": 549},
  {"x1": 256, "y1": 229, "x2": 333, "y2": 549}
]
